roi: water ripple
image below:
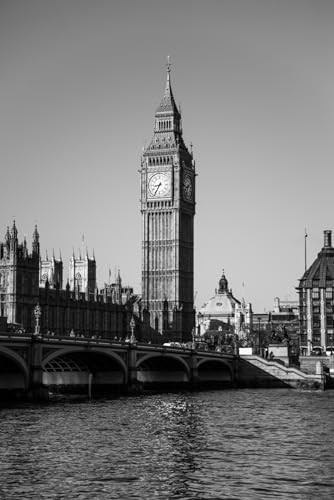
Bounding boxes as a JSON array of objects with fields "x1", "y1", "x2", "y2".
[{"x1": 1, "y1": 389, "x2": 334, "y2": 499}]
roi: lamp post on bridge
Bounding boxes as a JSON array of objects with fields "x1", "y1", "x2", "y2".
[{"x1": 33, "y1": 303, "x2": 42, "y2": 337}]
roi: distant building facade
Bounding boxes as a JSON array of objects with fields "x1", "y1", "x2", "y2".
[
  {"x1": 197, "y1": 271, "x2": 253, "y2": 337},
  {"x1": 297, "y1": 230, "x2": 334, "y2": 353},
  {"x1": 0, "y1": 222, "x2": 153, "y2": 340}
]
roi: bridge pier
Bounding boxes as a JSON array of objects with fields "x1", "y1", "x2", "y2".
[
  {"x1": 190, "y1": 351, "x2": 200, "y2": 389},
  {"x1": 27, "y1": 336, "x2": 49, "y2": 402},
  {"x1": 233, "y1": 356, "x2": 240, "y2": 388},
  {"x1": 127, "y1": 343, "x2": 142, "y2": 393}
]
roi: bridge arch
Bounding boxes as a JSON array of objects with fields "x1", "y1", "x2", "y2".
[
  {"x1": 0, "y1": 345, "x2": 29, "y2": 392},
  {"x1": 42, "y1": 346, "x2": 128, "y2": 395},
  {"x1": 197, "y1": 357, "x2": 234, "y2": 385},
  {"x1": 137, "y1": 352, "x2": 191, "y2": 386}
]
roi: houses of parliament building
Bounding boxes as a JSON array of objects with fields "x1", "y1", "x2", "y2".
[
  {"x1": 0, "y1": 221, "x2": 140, "y2": 339},
  {"x1": 0, "y1": 65, "x2": 196, "y2": 342}
]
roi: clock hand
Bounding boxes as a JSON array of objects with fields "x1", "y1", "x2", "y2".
[{"x1": 154, "y1": 182, "x2": 161, "y2": 195}]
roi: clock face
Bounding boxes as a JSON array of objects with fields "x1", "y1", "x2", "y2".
[
  {"x1": 183, "y1": 174, "x2": 193, "y2": 201},
  {"x1": 148, "y1": 172, "x2": 171, "y2": 198}
]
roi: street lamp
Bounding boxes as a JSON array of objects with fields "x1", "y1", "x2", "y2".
[
  {"x1": 191, "y1": 327, "x2": 196, "y2": 350},
  {"x1": 233, "y1": 332, "x2": 239, "y2": 356},
  {"x1": 129, "y1": 316, "x2": 136, "y2": 344},
  {"x1": 34, "y1": 303, "x2": 42, "y2": 336}
]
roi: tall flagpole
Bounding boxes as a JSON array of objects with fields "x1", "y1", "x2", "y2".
[{"x1": 304, "y1": 228, "x2": 308, "y2": 272}]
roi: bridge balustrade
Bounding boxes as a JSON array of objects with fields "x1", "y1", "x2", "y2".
[{"x1": 0, "y1": 333, "x2": 236, "y2": 401}]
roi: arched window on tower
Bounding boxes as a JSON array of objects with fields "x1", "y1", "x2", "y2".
[{"x1": 76, "y1": 272, "x2": 82, "y2": 292}]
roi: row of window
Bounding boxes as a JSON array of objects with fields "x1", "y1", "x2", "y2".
[
  {"x1": 300, "y1": 288, "x2": 334, "y2": 299},
  {"x1": 300, "y1": 333, "x2": 334, "y2": 346}
]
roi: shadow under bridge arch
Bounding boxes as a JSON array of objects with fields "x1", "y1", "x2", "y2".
[
  {"x1": 0, "y1": 346, "x2": 29, "y2": 398},
  {"x1": 42, "y1": 347, "x2": 128, "y2": 396},
  {"x1": 197, "y1": 358, "x2": 234, "y2": 388},
  {"x1": 137, "y1": 353, "x2": 191, "y2": 389}
]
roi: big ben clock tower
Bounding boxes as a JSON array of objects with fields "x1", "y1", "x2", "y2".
[{"x1": 141, "y1": 62, "x2": 195, "y2": 341}]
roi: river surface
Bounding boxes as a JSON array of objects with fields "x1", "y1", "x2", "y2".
[{"x1": 1, "y1": 389, "x2": 334, "y2": 499}]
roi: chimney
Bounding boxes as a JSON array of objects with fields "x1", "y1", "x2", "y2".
[{"x1": 324, "y1": 230, "x2": 332, "y2": 248}]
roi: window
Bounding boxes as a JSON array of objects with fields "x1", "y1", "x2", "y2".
[{"x1": 300, "y1": 334, "x2": 307, "y2": 344}]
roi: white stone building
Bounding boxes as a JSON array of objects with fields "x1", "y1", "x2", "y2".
[{"x1": 197, "y1": 271, "x2": 252, "y2": 338}]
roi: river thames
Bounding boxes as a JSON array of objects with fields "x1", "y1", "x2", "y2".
[{"x1": 1, "y1": 389, "x2": 334, "y2": 499}]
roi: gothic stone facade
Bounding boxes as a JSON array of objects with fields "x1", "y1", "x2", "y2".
[
  {"x1": 141, "y1": 65, "x2": 195, "y2": 341},
  {"x1": 0, "y1": 222, "x2": 151, "y2": 340}
]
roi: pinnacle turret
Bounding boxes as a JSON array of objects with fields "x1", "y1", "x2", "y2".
[
  {"x1": 32, "y1": 224, "x2": 40, "y2": 256},
  {"x1": 218, "y1": 270, "x2": 228, "y2": 294},
  {"x1": 11, "y1": 220, "x2": 18, "y2": 240},
  {"x1": 5, "y1": 226, "x2": 10, "y2": 244}
]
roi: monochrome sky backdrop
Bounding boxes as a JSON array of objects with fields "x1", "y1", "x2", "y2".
[{"x1": 1, "y1": 0, "x2": 334, "y2": 312}]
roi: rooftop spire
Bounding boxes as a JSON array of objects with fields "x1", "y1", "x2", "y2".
[
  {"x1": 166, "y1": 55, "x2": 171, "y2": 85},
  {"x1": 11, "y1": 220, "x2": 18, "y2": 240},
  {"x1": 32, "y1": 224, "x2": 40, "y2": 256},
  {"x1": 5, "y1": 226, "x2": 10, "y2": 243},
  {"x1": 33, "y1": 224, "x2": 39, "y2": 242},
  {"x1": 156, "y1": 57, "x2": 180, "y2": 117}
]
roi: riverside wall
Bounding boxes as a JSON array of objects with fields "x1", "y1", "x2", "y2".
[{"x1": 237, "y1": 356, "x2": 326, "y2": 390}]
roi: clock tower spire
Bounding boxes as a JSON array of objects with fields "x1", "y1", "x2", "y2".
[{"x1": 141, "y1": 63, "x2": 196, "y2": 341}]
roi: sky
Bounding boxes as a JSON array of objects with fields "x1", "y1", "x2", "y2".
[{"x1": 1, "y1": 0, "x2": 334, "y2": 312}]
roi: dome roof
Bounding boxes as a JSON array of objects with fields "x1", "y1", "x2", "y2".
[
  {"x1": 299, "y1": 230, "x2": 334, "y2": 288},
  {"x1": 200, "y1": 271, "x2": 240, "y2": 316},
  {"x1": 200, "y1": 293, "x2": 239, "y2": 315}
]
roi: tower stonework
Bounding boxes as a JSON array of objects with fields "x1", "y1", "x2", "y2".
[
  {"x1": 0, "y1": 222, "x2": 40, "y2": 328},
  {"x1": 40, "y1": 252, "x2": 63, "y2": 288},
  {"x1": 68, "y1": 251, "x2": 96, "y2": 297},
  {"x1": 141, "y1": 65, "x2": 196, "y2": 340}
]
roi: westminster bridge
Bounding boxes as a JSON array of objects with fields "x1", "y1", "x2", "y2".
[{"x1": 0, "y1": 332, "x2": 238, "y2": 400}]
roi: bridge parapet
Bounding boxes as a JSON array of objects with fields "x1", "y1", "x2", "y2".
[{"x1": 0, "y1": 334, "x2": 237, "y2": 400}]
